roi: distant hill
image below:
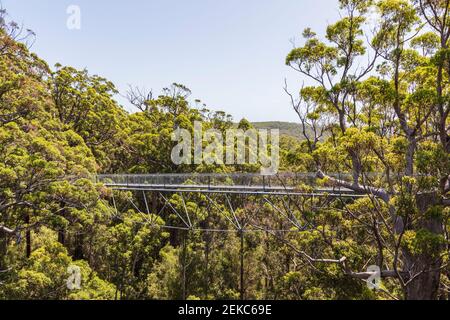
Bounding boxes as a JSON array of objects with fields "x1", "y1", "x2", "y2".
[{"x1": 251, "y1": 122, "x2": 304, "y2": 140}]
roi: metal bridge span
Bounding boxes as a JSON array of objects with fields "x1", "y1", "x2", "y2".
[
  {"x1": 97, "y1": 173, "x2": 366, "y2": 198},
  {"x1": 96, "y1": 173, "x2": 376, "y2": 300}
]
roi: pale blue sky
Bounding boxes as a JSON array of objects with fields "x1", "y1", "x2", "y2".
[{"x1": 2, "y1": 0, "x2": 338, "y2": 122}]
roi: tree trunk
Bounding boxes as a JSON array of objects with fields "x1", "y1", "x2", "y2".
[
  {"x1": 239, "y1": 230, "x2": 245, "y2": 300},
  {"x1": 74, "y1": 232, "x2": 84, "y2": 260},
  {"x1": 152, "y1": 192, "x2": 157, "y2": 213},
  {"x1": 26, "y1": 229, "x2": 31, "y2": 258},
  {"x1": 25, "y1": 214, "x2": 31, "y2": 258},
  {"x1": 58, "y1": 230, "x2": 66, "y2": 245},
  {"x1": 404, "y1": 192, "x2": 443, "y2": 300},
  {"x1": 181, "y1": 230, "x2": 187, "y2": 300},
  {"x1": 0, "y1": 230, "x2": 7, "y2": 271}
]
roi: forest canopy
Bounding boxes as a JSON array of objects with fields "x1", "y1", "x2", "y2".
[{"x1": 0, "y1": 0, "x2": 449, "y2": 300}]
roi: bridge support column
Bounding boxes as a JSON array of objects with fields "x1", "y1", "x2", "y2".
[
  {"x1": 239, "y1": 229, "x2": 245, "y2": 300},
  {"x1": 181, "y1": 228, "x2": 188, "y2": 300}
]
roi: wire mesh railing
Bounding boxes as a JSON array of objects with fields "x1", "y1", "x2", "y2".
[{"x1": 96, "y1": 172, "x2": 387, "y2": 192}]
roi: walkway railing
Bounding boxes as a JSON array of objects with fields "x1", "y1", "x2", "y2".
[{"x1": 96, "y1": 173, "x2": 379, "y2": 197}]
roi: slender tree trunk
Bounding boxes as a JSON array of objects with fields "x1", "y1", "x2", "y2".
[
  {"x1": 181, "y1": 230, "x2": 187, "y2": 300},
  {"x1": 58, "y1": 204, "x2": 67, "y2": 246},
  {"x1": 405, "y1": 136, "x2": 417, "y2": 178},
  {"x1": 151, "y1": 192, "x2": 158, "y2": 214},
  {"x1": 0, "y1": 230, "x2": 7, "y2": 270},
  {"x1": 74, "y1": 232, "x2": 84, "y2": 260},
  {"x1": 350, "y1": 152, "x2": 362, "y2": 186},
  {"x1": 204, "y1": 224, "x2": 211, "y2": 299},
  {"x1": 58, "y1": 230, "x2": 66, "y2": 245},
  {"x1": 204, "y1": 241, "x2": 210, "y2": 299},
  {"x1": 25, "y1": 214, "x2": 31, "y2": 258},
  {"x1": 239, "y1": 230, "x2": 245, "y2": 300}
]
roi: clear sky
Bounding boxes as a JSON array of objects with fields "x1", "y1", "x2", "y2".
[{"x1": 2, "y1": 0, "x2": 338, "y2": 122}]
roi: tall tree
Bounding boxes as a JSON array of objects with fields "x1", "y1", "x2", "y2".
[{"x1": 286, "y1": 0, "x2": 449, "y2": 299}]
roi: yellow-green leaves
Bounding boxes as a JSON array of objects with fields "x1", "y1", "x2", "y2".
[{"x1": 402, "y1": 229, "x2": 446, "y2": 258}]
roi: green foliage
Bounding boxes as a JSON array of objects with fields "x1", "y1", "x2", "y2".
[
  {"x1": 402, "y1": 229, "x2": 446, "y2": 258},
  {"x1": 0, "y1": 0, "x2": 449, "y2": 301},
  {"x1": 1, "y1": 232, "x2": 115, "y2": 300}
]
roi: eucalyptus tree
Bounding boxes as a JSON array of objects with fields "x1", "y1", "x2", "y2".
[
  {"x1": 51, "y1": 65, "x2": 128, "y2": 172},
  {"x1": 286, "y1": 0, "x2": 449, "y2": 300}
]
